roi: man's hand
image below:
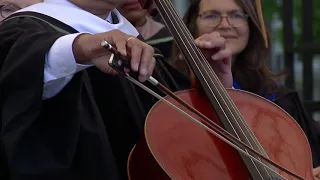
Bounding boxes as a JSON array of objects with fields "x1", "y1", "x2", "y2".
[
  {"x1": 72, "y1": 30, "x2": 156, "y2": 82},
  {"x1": 194, "y1": 32, "x2": 232, "y2": 88}
]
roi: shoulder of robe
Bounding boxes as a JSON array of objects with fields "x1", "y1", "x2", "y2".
[
  {"x1": 1, "y1": 11, "x2": 78, "y2": 34},
  {"x1": 274, "y1": 85, "x2": 298, "y2": 102},
  {"x1": 273, "y1": 85, "x2": 310, "y2": 121}
]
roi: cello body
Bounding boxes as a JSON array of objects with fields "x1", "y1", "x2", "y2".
[{"x1": 127, "y1": 89, "x2": 314, "y2": 180}]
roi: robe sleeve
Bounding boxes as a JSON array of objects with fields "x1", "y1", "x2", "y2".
[{"x1": 0, "y1": 16, "x2": 82, "y2": 176}]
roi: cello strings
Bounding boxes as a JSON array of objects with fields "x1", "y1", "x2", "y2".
[
  {"x1": 159, "y1": 0, "x2": 268, "y2": 179},
  {"x1": 124, "y1": 74, "x2": 287, "y2": 180},
  {"x1": 160, "y1": 0, "x2": 275, "y2": 178}
]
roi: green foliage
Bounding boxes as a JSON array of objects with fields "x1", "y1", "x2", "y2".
[
  {"x1": 261, "y1": 0, "x2": 320, "y2": 45},
  {"x1": 261, "y1": 0, "x2": 281, "y2": 22},
  {"x1": 313, "y1": 0, "x2": 320, "y2": 42}
]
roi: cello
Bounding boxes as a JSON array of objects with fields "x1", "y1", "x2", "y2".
[{"x1": 108, "y1": 0, "x2": 315, "y2": 179}]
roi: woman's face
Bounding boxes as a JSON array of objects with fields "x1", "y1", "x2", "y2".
[
  {"x1": 196, "y1": 0, "x2": 250, "y2": 55},
  {"x1": 0, "y1": 0, "x2": 42, "y2": 21}
]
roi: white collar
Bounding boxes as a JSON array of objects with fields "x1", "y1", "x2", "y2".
[
  {"x1": 16, "y1": 0, "x2": 138, "y2": 36},
  {"x1": 40, "y1": 0, "x2": 113, "y2": 22}
]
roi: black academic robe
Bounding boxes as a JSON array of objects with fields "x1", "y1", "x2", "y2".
[{"x1": 0, "y1": 12, "x2": 189, "y2": 180}]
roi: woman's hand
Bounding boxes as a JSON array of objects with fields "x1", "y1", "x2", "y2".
[{"x1": 194, "y1": 32, "x2": 233, "y2": 88}]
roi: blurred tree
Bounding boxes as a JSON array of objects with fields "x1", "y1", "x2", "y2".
[{"x1": 261, "y1": 0, "x2": 320, "y2": 44}]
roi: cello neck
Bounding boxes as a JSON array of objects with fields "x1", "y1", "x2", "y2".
[{"x1": 154, "y1": 0, "x2": 236, "y2": 126}]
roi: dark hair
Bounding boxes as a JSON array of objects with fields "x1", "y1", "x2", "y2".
[{"x1": 171, "y1": 0, "x2": 283, "y2": 96}]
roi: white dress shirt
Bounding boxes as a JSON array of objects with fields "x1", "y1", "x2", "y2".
[{"x1": 43, "y1": 15, "x2": 113, "y2": 99}]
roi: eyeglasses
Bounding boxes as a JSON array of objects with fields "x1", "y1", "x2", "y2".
[
  {"x1": 198, "y1": 11, "x2": 249, "y2": 28},
  {"x1": 0, "y1": 4, "x2": 21, "y2": 19}
]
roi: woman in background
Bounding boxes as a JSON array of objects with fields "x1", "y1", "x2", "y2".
[{"x1": 118, "y1": 0, "x2": 173, "y2": 59}]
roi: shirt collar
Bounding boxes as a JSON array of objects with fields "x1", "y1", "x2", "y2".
[
  {"x1": 44, "y1": 0, "x2": 112, "y2": 22},
  {"x1": 16, "y1": 0, "x2": 139, "y2": 36}
]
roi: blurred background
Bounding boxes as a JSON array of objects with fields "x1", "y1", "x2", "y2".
[{"x1": 172, "y1": 0, "x2": 320, "y2": 122}]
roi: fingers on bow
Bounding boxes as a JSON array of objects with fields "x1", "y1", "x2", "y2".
[
  {"x1": 110, "y1": 33, "x2": 155, "y2": 82},
  {"x1": 126, "y1": 37, "x2": 155, "y2": 81}
]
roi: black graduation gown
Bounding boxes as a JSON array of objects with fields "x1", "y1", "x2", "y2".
[{"x1": 0, "y1": 12, "x2": 189, "y2": 180}]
